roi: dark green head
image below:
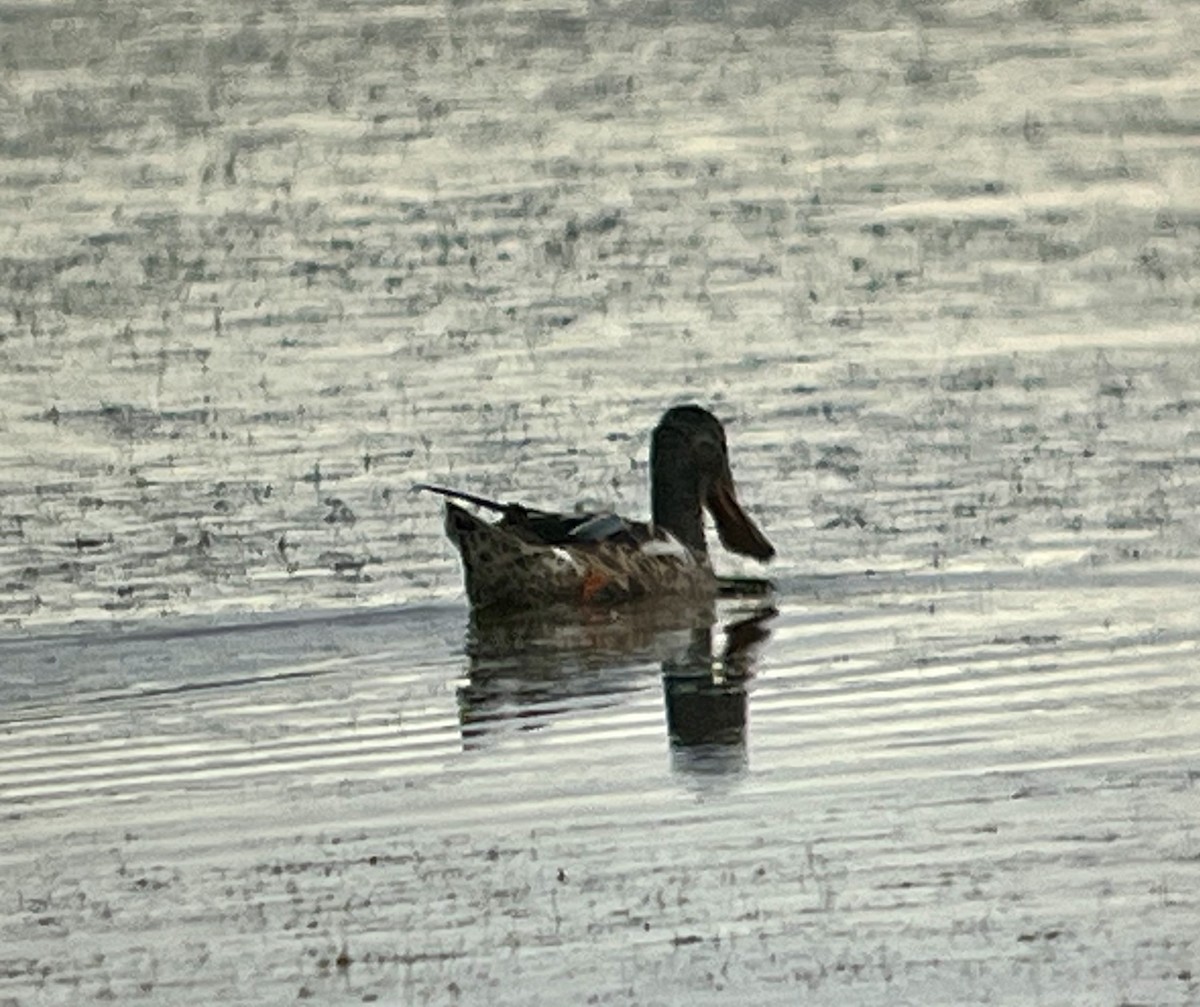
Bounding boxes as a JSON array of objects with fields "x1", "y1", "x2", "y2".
[{"x1": 650, "y1": 405, "x2": 775, "y2": 562}]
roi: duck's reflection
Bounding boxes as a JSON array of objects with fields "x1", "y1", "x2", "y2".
[
  {"x1": 662, "y1": 607, "x2": 774, "y2": 775},
  {"x1": 457, "y1": 601, "x2": 776, "y2": 775}
]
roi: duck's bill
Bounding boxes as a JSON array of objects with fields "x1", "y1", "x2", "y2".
[{"x1": 706, "y1": 477, "x2": 776, "y2": 562}]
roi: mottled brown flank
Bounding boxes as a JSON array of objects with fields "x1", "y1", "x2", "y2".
[{"x1": 444, "y1": 503, "x2": 716, "y2": 611}]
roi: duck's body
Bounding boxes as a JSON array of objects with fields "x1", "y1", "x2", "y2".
[
  {"x1": 436, "y1": 497, "x2": 715, "y2": 610},
  {"x1": 419, "y1": 405, "x2": 774, "y2": 613}
]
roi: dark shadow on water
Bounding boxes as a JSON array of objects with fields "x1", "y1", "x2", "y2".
[{"x1": 457, "y1": 599, "x2": 776, "y2": 777}]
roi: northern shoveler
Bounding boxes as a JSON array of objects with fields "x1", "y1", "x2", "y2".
[{"x1": 417, "y1": 405, "x2": 775, "y2": 612}]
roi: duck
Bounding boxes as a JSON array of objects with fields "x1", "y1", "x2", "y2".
[{"x1": 417, "y1": 405, "x2": 775, "y2": 612}]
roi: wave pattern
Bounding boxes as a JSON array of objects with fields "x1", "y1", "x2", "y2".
[
  {"x1": 1, "y1": 1, "x2": 1200, "y2": 627},
  {"x1": 2, "y1": 0, "x2": 1200, "y2": 1003},
  {"x1": 2, "y1": 568, "x2": 1198, "y2": 1005}
]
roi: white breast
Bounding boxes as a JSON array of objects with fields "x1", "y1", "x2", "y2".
[{"x1": 639, "y1": 531, "x2": 695, "y2": 563}]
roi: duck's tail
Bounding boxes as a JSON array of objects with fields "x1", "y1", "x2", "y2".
[
  {"x1": 442, "y1": 500, "x2": 496, "y2": 549},
  {"x1": 413, "y1": 483, "x2": 512, "y2": 514}
]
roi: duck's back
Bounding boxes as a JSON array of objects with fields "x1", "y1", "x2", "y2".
[{"x1": 443, "y1": 502, "x2": 715, "y2": 611}]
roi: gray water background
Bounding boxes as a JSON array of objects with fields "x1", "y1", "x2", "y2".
[{"x1": 2, "y1": 1, "x2": 1199, "y2": 1004}]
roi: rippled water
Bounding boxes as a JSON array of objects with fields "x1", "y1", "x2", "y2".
[{"x1": 2, "y1": 0, "x2": 1199, "y2": 1003}]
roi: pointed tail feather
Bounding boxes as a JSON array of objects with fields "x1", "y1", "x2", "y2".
[{"x1": 414, "y1": 483, "x2": 513, "y2": 514}]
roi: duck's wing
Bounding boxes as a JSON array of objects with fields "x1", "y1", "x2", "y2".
[{"x1": 415, "y1": 483, "x2": 651, "y2": 549}]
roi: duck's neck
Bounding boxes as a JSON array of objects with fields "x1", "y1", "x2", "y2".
[{"x1": 650, "y1": 444, "x2": 707, "y2": 558}]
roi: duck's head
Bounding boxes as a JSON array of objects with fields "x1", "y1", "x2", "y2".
[{"x1": 650, "y1": 405, "x2": 775, "y2": 562}]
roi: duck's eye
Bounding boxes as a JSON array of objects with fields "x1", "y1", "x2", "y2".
[{"x1": 693, "y1": 437, "x2": 724, "y2": 468}]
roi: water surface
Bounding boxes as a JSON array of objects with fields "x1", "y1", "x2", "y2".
[{"x1": 2, "y1": 0, "x2": 1199, "y2": 1003}]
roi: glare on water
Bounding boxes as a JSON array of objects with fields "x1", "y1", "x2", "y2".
[{"x1": 1, "y1": 1, "x2": 1199, "y2": 1004}]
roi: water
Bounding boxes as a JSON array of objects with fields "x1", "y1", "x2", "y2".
[{"x1": 2, "y1": 0, "x2": 1199, "y2": 1003}]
